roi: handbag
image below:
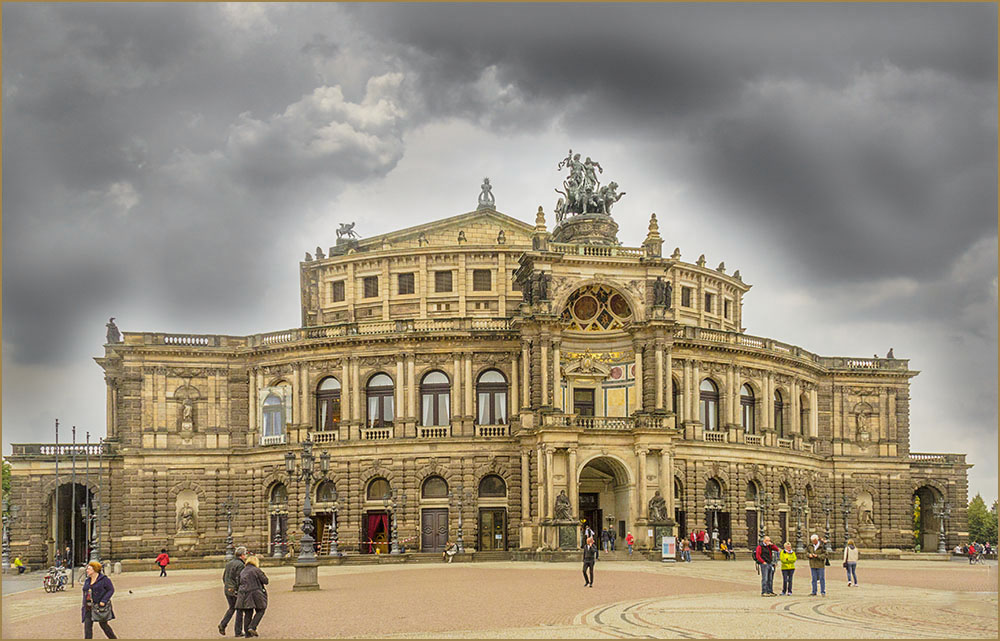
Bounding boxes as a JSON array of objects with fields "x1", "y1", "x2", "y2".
[
  {"x1": 825, "y1": 557, "x2": 831, "y2": 567},
  {"x1": 88, "y1": 588, "x2": 113, "y2": 623}
]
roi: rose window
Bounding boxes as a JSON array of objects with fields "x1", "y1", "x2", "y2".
[{"x1": 561, "y1": 285, "x2": 633, "y2": 331}]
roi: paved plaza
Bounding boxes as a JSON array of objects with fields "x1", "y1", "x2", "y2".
[{"x1": 2, "y1": 559, "x2": 996, "y2": 638}]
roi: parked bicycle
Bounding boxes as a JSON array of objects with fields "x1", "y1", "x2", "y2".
[{"x1": 42, "y1": 566, "x2": 70, "y2": 592}]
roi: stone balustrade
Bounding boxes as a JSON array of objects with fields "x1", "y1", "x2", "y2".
[
  {"x1": 476, "y1": 425, "x2": 509, "y2": 437},
  {"x1": 308, "y1": 431, "x2": 339, "y2": 444},
  {"x1": 703, "y1": 431, "x2": 727, "y2": 443},
  {"x1": 745, "y1": 434, "x2": 764, "y2": 447},
  {"x1": 549, "y1": 242, "x2": 645, "y2": 258},
  {"x1": 260, "y1": 434, "x2": 286, "y2": 446},
  {"x1": 11, "y1": 443, "x2": 110, "y2": 457},
  {"x1": 361, "y1": 428, "x2": 392, "y2": 441},
  {"x1": 418, "y1": 426, "x2": 450, "y2": 439}
]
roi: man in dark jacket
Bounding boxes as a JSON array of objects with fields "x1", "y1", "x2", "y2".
[
  {"x1": 754, "y1": 535, "x2": 780, "y2": 596},
  {"x1": 219, "y1": 546, "x2": 247, "y2": 636},
  {"x1": 582, "y1": 536, "x2": 598, "y2": 587},
  {"x1": 807, "y1": 534, "x2": 829, "y2": 596}
]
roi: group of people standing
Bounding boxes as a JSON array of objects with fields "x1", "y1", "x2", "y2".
[{"x1": 755, "y1": 535, "x2": 861, "y2": 597}]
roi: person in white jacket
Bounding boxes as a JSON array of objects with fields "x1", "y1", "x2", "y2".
[{"x1": 843, "y1": 539, "x2": 860, "y2": 586}]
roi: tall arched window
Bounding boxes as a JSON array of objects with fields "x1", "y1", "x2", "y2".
[
  {"x1": 420, "y1": 371, "x2": 451, "y2": 426},
  {"x1": 316, "y1": 480, "x2": 337, "y2": 502},
  {"x1": 316, "y1": 377, "x2": 341, "y2": 431},
  {"x1": 263, "y1": 394, "x2": 285, "y2": 437},
  {"x1": 476, "y1": 370, "x2": 508, "y2": 425},
  {"x1": 774, "y1": 390, "x2": 785, "y2": 437},
  {"x1": 478, "y1": 475, "x2": 506, "y2": 497},
  {"x1": 740, "y1": 384, "x2": 756, "y2": 433},
  {"x1": 746, "y1": 481, "x2": 760, "y2": 502},
  {"x1": 705, "y1": 478, "x2": 723, "y2": 499},
  {"x1": 672, "y1": 379, "x2": 682, "y2": 416},
  {"x1": 269, "y1": 483, "x2": 288, "y2": 507},
  {"x1": 366, "y1": 374, "x2": 394, "y2": 428},
  {"x1": 421, "y1": 476, "x2": 449, "y2": 499},
  {"x1": 700, "y1": 379, "x2": 719, "y2": 431},
  {"x1": 367, "y1": 477, "x2": 390, "y2": 501},
  {"x1": 799, "y1": 393, "x2": 809, "y2": 435},
  {"x1": 779, "y1": 483, "x2": 789, "y2": 504}
]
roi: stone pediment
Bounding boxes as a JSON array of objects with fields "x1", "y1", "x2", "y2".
[
  {"x1": 563, "y1": 356, "x2": 611, "y2": 378},
  {"x1": 351, "y1": 209, "x2": 534, "y2": 252}
]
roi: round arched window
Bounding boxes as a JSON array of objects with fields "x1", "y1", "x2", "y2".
[
  {"x1": 741, "y1": 384, "x2": 756, "y2": 434},
  {"x1": 366, "y1": 374, "x2": 394, "y2": 428},
  {"x1": 316, "y1": 377, "x2": 341, "y2": 432},
  {"x1": 478, "y1": 475, "x2": 506, "y2": 498},
  {"x1": 420, "y1": 371, "x2": 450, "y2": 426},
  {"x1": 700, "y1": 379, "x2": 720, "y2": 431},
  {"x1": 367, "y1": 477, "x2": 390, "y2": 501},
  {"x1": 269, "y1": 483, "x2": 287, "y2": 505},
  {"x1": 316, "y1": 480, "x2": 337, "y2": 502},
  {"x1": 476, "y1": 370, "x2": 508, "y2": 425},
  {"x1": 421, "y1": 476, "x2": 449, "y2": 499}
]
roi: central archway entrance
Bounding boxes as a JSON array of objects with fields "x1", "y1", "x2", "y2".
[
  {"x1": 48, "y1": 482, "x2": 95, "y2": 566},
  {"x1": 578, "y1": 456, "x2": 631, "y2": 547}
]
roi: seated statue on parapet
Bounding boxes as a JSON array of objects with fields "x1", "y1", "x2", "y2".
[{"x1": 553, "y1": 490, "x2": 573, "y2": 521}]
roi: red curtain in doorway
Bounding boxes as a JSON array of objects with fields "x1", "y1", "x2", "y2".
[{"x1": 365, "y1": 512, "x2": 389, "y2": 553}]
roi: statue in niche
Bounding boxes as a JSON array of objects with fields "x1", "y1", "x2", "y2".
[
  {"x1": 648, "y1": 490, "x2": 668, "y2": 522},
  {"x1": 177, "y1": 502, "x2": 197, "y2": 532},
  {"x1": 653, "y1": 276, "x2": 668, "y2": 307},
  {"x1": 497, "y1": 228, "x2": 506, "y2": 244},
  {"x1": 180, "y1": 399, "x2": 195, "y2": 431},
  {"x1": 553, "y1": 490, "x2": 573, "y2": 521},
  {"x1": 106, "y1": 318, "x2": 122, "y2": 344},
  {"x1": 855, "y1": 406, "x2": 871, "y2": 444}
]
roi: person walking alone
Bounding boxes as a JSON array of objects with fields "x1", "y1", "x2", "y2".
[
  {"x1": 807, "y1": 534, "x2": 828, "y2": 596},
  {"x1": 779, "y1": 541, "x2": 797, "y2": 595},
  {"x1": 219, "y1": 546, "x2": 247, "y2": 636},
  {"x1": 843, "y1": 539, "x2": 860, "y2": 586},
  {"x1": 82, "y1": 561, "x2": 117, "y2": 639},
  {"x1": 155, "y1": 549, "x2": 170, "y2": 577},
  {"x1": 236, "y1": 555, "x2": 268, "y2": 637},
  {"x1": 582, "y1": 536, "x2": 598, "y2": 587},
  {"x1": 625, "y1": 531, "x2": 635, "y2": 556},
  {"x1": 754, "y1": 535, "x2": 780, "y2": 596}
]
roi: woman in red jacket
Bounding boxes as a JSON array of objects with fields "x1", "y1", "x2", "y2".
[{"x1": 155, "y1": 549, "x2": 170, "y2": 577}]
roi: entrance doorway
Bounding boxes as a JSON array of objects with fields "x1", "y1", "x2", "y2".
[
  {"x1": 578, "y1": 456, "x2": 631, "y2": 549},
  {"x1": 420, "y1": 508, "x2": 449, "y2": 552},
  {"x1": 365, "y1": 511, "x2": 390, "y2": 554},
  {"x1": 314, "y1": 513, "x2": 332, "y2": 554},
  {"x1": 746, "y1": 510, "x2": 758, "y2": 547},
  {"x1": 478, "y1": 508, "x2": 506, "y2": 551},
  {"x1": 50, "y1": 483, "x2": 94, "y2": 566}
]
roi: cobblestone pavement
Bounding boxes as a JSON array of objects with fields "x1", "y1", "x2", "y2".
[{"x1": 2, "y1": 560, "x2": 995, "y2": 638}]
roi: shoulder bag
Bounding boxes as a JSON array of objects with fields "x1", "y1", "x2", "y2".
[{"x1": 89, "y1": 587, "x2": 113, "y2": 623}]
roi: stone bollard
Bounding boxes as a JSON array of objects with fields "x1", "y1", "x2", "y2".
[{"x1": 113, "y1": 561, "x2": 123, "y2": 575}]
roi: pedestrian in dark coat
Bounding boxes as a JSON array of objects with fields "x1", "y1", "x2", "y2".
[
  {"x1": 235, "y1": 555, "x2": 268, "y2": 637},
  {"x1": 219, "y1": 546, "x2": 248, "y2": 637},
  {"x1": 582, "y1": 536, "x2": 598, "y2": 587},
  {"x1": 81, "y1": 561, "x2": 117, "y2": 639}
]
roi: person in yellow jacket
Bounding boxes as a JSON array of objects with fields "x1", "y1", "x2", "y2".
[{"x1": 779, "y1": 541, "x2": 797, "y2": 595}]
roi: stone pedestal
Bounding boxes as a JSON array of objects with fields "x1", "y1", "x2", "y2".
[
  {"x1": 173, "y1": 532, "x2": 199, "y2": 556},
  {"x1": 551, "y1": 214, "x2": 620, "y2": 245},
  {"x1": 540, "y1": 521, "x2": 580, "y2": 550},
  {"x1": 292, "y1": 560, "x2": 320, "y2": 591}
]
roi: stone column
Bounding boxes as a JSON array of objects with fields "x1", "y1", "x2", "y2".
[
  {"x1": 809, "y1": 389, "x2": 819, "y2": 438},
  {"x1": 406, "y1": 355, "x2": 416, "y2": 423},
  {"x1": 765, "y1": 373, "x2": 774, "y2": 429},
  {"x1": 521, "y1": 342, "x2": 531, "y2": 409},
  {"x1": 568, "y1": 447, "x2": 578, "y2": 520},
  {"x1": 536, "y1": 445, "x2": 545, "y2": 521},
  {"x1": 465, "y1": 354, "x2": 474, "y2": 428},
  {"x1": 636, "y1": 447, "x2": 648, "y2": 520},
  {"x1": 665, "y1": 351, "x2": 674, "y2": 414},
  {"x1": 452, "y1": 353, "x2": 462, "y2": 424},
  {"x1": 351, "y1": 358, "x2": 361, "y2": 437},
  {"x1": 510, "y1": 356, "x2": 519, "y2": 418},
  {"x1": 690, "y1": 362, "x2": 700, "y2": 423},
  {"x1": 545, "y1": 446, "x2": 555, "y2": 520},
  {"x1": 395, "y1": 357, "x2": 405, "y2": 438},
  {"x1": 655, "y1": 340, "x2": 664, "y2": 410},
  {"x1": 541, "y1": 339, "x2": 549, "y2": 407},
  {"x1": 728, "y1": 367, "x2": 738, "y2": 426},
  {"x1": 634, "y1": 341, "x2": 644, "y2": 412},
  {"x1": 790, "y1": 380, "x2": 800, "y2": 435},
  {"x1": 521, "y1": 449, "x2": 531, "y2": 521},
  {"x1": 663, "y1": 450, "x2": 675, "y2": 518},
  {"x1": 553, "y1": 340, "x2": 562, "y2": 411},
  {"x1": 298, "y1": 363, "x2": 308, "y2": 431},
  {"x1": 341, "y1": 361, "x2": 351, "y2": 426}
]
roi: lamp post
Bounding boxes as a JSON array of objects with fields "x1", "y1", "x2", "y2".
[
  {"x1": 2, "y1": 500, "x2": 21, "y2": 572},
  {"x1": 327, "y1": 487, "x2": 341, "y2": 557},
  {"x1": 396, "y1": 491, "x2": 408, "y2": 553},
  {"x1": 758, "y1": 492, "x2": 772, "y2": 543},
  {"x1": 381, "y1": 490, "x2": 401, "y2": 555},
  {"x1": 821, "y1": 497, "x2": 833, "y2": 552},
  {"x1": 80, "y1": 501, "x2": 97, "y2": 564},
  {"x1": 840, "y1": 495, "x2": 851, "y2": 550},
  {"x1": 934, "y1": 502, "x2": 950, "y2": 554},
  {"x1": 792, "y1": 492, "x2": 806, "y2": 553},
  {"x1": 705, "y1": 497, "x2": 723, "y2": 551},
  {"x1": 221, "y1": 495, "x2": 238, "y2": 561},
  {"x1": 449, "y1": 485, "x2": 473, "y2": 554},
  {"x1": 285, "y1": 440, "x2": 329, "y2": 590}
]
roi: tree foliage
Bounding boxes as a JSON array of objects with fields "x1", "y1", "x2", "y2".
[
  {"x1": 967, "y1": 493, "x2": 998, "y2": 544},
  {"x1": 2, "y1": 460, "x2": 10, "y2": 509}
]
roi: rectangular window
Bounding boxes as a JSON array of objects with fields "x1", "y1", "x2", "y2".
[
  {"x1": 724, "y1": 299, "x2": 731, "y2": 319},
  {"x1": 704, "y1": 293, "x2": 714, "y2": 313},
  {"x1": 681, "y1": 286, "x2": 692, "y2": 308},
  {"x1": 473, "y1": 269, "x2": 492, "y2": 291},
  {"x1": 435, "y1": 270, "x2": 453, "y2": 292},
  {"x1": 331, "y1": 280, "x2": 345, "y2": 302},
  {"x1": 363, "y1": 276, "x2": 379, "y2": 298},
  {"x1": 398, "y1": 272, "x2": 415, "y2": 295}
]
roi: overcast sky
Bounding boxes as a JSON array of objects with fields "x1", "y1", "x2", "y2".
[{"x1": 3, "y1": 3, "x2": 996, "y2": 502}]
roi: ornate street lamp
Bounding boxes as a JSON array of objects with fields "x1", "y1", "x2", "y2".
[
  {"x1": 449, "y1": 485, "x2": 474, "y2": 554},
  {"x1": 325, "y1": 483, "x2": 342, "y2": 557},
  {"x1": 2, "y1": 500, "x2": 21, "y2": 571},
  {"x1": 758, "y1": 492, "x2": 772, "y2": 542},
  {"x1": 285, "y1": 440, "x2": 329, "y2": 590},
  {"x1": 80, "y1": 501, "x2": 98, "y2": 564},
  {"x1": 792, "y1": 492, "x2": 806, "y2": 553},
  {"x1": 821, "y1": 497, "x2": 833, "y2": 552},
  {"x1": 221, "y1": 495, "x2": 239, "y2": 561},
  {"x1": 382, "y1": 490, "x2": 401, "y2": 555},
  {"x1": 933, "y1": 502, "x2": 951, "y2": 554},
  {"x1": 705, "y1": 497, "x2": 723, "y2": 551},
  {"x1": 840, "y1": 495, "x2": 851, "y2": 550}
]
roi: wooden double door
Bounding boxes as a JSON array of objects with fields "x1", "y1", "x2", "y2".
[{"x1": 421, "y1": 508, "x2": 449, "y2": 552}]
